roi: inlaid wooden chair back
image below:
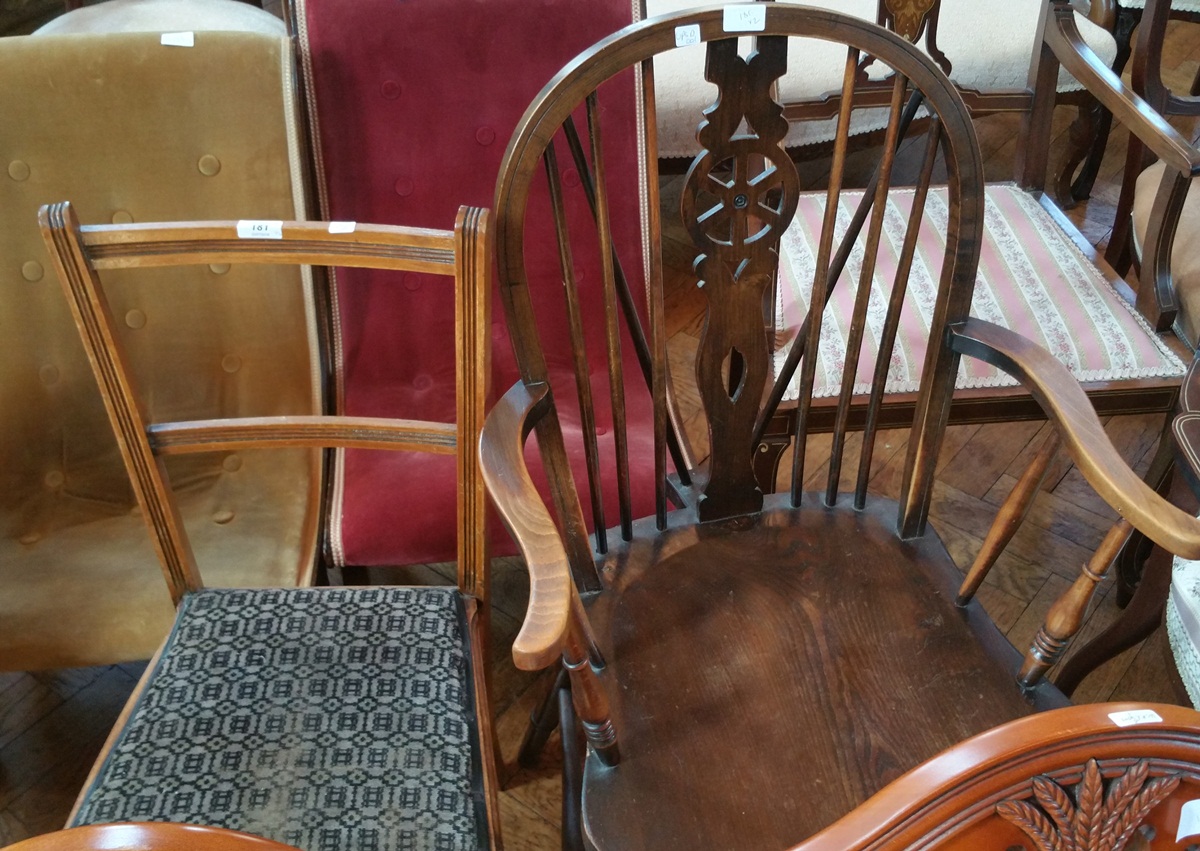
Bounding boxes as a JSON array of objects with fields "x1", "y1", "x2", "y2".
[
  {"x1": 494, "y1": 4, "x2": 983, "y2": 570},
  {"x1": 39, "y1": 202, "x2": 491, "y2": 603}
]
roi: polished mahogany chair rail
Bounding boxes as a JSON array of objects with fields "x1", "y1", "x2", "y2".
[
  {"x1": 39, "y1": 204, "x2": 500, "y2": 851},
  {"x1": 481, "y1": 5, "x2": 1200, "y2": 849}
]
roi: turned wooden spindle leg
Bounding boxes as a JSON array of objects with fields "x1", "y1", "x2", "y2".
[
  {"x1": 563, "y1": 618, "x2": 619, "y2": 767},
  {"x1": 958, "y1": 433, "x2": 1060, "y2": 605},
  {"x1": 1018, "y1": 518, "x2": 1134, "y2": 687}
]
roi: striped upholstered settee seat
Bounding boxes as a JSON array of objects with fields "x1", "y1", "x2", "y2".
[{"x1": 775, "y1": 184, "x2": 1185, "y2": 402}]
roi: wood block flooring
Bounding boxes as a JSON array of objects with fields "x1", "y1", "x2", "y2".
[{"x1": 5, "y1": 11, "x2": 1200, "y2": 851}]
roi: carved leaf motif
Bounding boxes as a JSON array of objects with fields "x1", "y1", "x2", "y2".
[
  {"x1": 998, "y1": 759, "x2": 1183, "y2": 851},
  {"x1": 1033, "y1": 775, "x2": 1076, "y2": 850},
  {"x1": 1099, "y1": 760, "x2": 1148, "y2": 847},
  {"x1": 1073, "y1": 761, "x2": 1104, "y2": 851}
]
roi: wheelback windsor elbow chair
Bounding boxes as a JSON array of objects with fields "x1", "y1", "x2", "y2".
[
  {"x1": 39, "y1": 203, "x2": 500, "y2": 851},
  {"x1": 481, "y1": 5, "x2": 1200, "y2": 848}
]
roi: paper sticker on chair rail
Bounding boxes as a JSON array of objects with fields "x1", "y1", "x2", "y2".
[
  {"x1": 1108, "y1": 709, "x2": 1163, "y2": 727},
  {"x1": 160, "y1": 32, "x2": 194, "y2": 47},
  {"x1": 236, "y1": 220, "x2": 283, "y2": 240},
  {"x1": 675, "y1": 24, "x2": 701, "y2": 47},
  {"x1": 328, "y1": 221, "x2": 356, "y2": 234},
  {"x1": 723, "y1": 5, "x2": 765, "y2": 32}
]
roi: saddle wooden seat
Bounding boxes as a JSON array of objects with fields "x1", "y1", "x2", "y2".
[{"x1": 482, "y1": 5, "x2": 1200, "y2": 847}]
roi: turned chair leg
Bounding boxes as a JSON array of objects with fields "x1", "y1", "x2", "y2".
[
  {"x1": 958, "y1": 433, "x2": 1060, "y2": 605},
  {"x1": 518, "y1": 667, "x2": 569, "y2": 769},
  {"x1": 1055, "y1": 541, "x2": 1173, "y2": 695},
  {"x1": 560, "y1": 683, "x2": 586, "y2": 851}
]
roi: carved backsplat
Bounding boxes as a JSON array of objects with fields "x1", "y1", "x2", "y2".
[
  {"x1": 681, "y1": 36, "x2": 799, "y2": 522},
  {"x1": 996, "y1": 759, "x2": 1183, "y2": 851},
  {"x1": 877, "y1": 0, "x2": 950, "y2": 75}
]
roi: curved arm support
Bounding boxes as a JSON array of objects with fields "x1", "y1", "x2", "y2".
[
  {"x1": 1045, "y1": 4, "x2": 1200, "y2": 175},
  {"x1": 950, "y1": 319, "x2": 1200, "y2": 559},
  {"x1": 1137, "y1": 164, "x2": 1189, "y2": 330},
  {"x1": 479, "y1": 381, "x2": 572, "y2": 670}
]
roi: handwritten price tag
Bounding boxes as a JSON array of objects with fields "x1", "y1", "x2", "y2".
[
  {"x1": 675, "y1": 24, "x2": 701, "y2": 47},
  {"x1": 328, "y1": 221, "x2": 357, "y2": 234},
  {"x1": 236, "y1": 220, "x2": 283, "y2": 240},
  {"x1": 1107, "y1": 709, "x2": 1163, "y2": 727},
  {"x1": 723, "y1": 5, "x2": 765, "y2": 32}
]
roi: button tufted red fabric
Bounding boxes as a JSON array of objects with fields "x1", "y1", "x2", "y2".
[{"x1": 296, "y1": 0, "x2": 650, "y2": 566}]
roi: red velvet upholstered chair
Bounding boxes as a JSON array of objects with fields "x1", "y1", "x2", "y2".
[{"x1": 291, "y1": 0, "x2": 656, "y2": 572}]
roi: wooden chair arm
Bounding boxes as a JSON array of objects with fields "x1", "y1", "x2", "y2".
[
  {"x1": 950, "y1": 318, "x2": 1200, "y2": 558},
  {"x1": 479, "y1": 381, "x2": 572, "y2": 670},
  {"x1": 790, "y1": 702, "x2": 1200, "y2": 850},
  {"x1": 1045, "y1": 3, "x2": 1200, "y2": 176},
  {"x1": 1, "y1": 823, "x2": 302, "y2": 851}
]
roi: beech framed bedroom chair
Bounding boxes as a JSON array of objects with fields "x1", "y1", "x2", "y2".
[
  {"x1": 482, "y1": 5, "x2": 1200, "y2": 848},
  {"x1": 39, "y1": 203, "x2": 500, "y2": 850},
  {"x1": 0, "y1": 12, "x2": 319, "y2": 672}
]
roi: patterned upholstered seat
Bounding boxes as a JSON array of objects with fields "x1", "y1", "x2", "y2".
[
  {"x1": 777, "y1": 184, "x2": 1185, "y2": 402},
  {"x1": 72, "y1": 588, "x2": 486, "y2": 851}
]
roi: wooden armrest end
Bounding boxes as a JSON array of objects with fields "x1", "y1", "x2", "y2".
[
  {"x1": 950, "y1": 319, "x2": 1200, "y2": 558},
  {"x1": 480, "y1": 381, "x2": 572, "y2": 670},
  {"x1": 1046, "y1": 5, "x2": 1200, "y2": 175}
]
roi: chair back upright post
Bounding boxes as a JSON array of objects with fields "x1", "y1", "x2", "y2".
[{"x1": 39, "y1": 202, "x2": 492, "y2": 611}]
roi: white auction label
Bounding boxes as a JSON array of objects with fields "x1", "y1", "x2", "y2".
[
  {"x1": 160, "y1": 32, "x2": 195, "y2": 47},
  {"x1": 1177, "y1": 799, "x2": 1200, "y2": 842},
  {"x1": 723, "y1": 5, "x2": 765, "y2": 32},
  {"x1": 236, "y1": 220, "x2": 283, "y2": 240},
  {"x1": 1108, "y1": 709, "x2": 1163, "y2": 727},
  {"x1": 675, "y1": 23, "x2": 701, "y2": 47},
  {"x1": 328, "y1": 221, "x2": 357, "y2": 234}
]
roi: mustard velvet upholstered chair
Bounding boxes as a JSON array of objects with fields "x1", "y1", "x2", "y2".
[{"x1": 0, "y1": 3, "x2": 318, "y2": 670}]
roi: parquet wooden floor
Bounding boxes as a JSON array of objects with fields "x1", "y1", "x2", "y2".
[{"x1": 4, "y1": 8, "x2": 1200, "y2": 850}]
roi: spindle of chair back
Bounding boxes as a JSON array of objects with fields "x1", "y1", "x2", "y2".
[
  {"x1": 493, "y1": 5, "x2": 984, "y2": 580},
  {"x1": 39, "y1": 202, "x2": 491, "y2": 604}
]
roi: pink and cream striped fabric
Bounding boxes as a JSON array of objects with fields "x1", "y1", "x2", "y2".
[{"x1": 776, "y1": 184, "x2": 1185, "y2": 400}]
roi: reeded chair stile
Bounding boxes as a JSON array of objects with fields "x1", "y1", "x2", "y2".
[
  {"x1": 40, "y1": 204, "x2": 503, "y2": 850},
  {"x1": 482, "y1": 6, "x2": 1200, "y2": 849}
]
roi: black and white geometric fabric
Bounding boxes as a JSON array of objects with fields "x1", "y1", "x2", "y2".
[{"x1": 72, "y1": 587, "x2": 487, "y2": 851}]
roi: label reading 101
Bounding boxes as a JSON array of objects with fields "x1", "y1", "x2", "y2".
[{"x1": 236, "y1": 220, "x2": 283, "y2": 240}]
